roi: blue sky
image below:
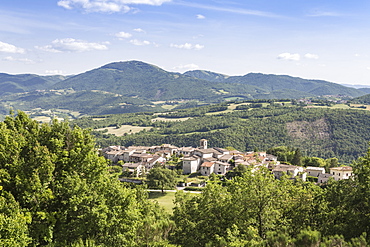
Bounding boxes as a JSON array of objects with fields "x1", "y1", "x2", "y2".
[{"x1": 1, "y1": 0, "x2": 370, "y2": 85}]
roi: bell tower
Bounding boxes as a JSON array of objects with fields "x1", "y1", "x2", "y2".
[{"x1": 200, "y1": 139, "x2": 208, "y2": 149}]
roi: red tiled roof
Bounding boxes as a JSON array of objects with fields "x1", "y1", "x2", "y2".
[{"x1": 201, "y1": 162, "x2": 215, "y2": 167}]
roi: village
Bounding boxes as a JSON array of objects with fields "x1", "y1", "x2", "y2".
[{"x1": 101, "y1": 139, "x2": 353, "y2": 186}]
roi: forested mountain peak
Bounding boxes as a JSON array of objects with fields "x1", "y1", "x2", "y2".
[
  {"x1": 183, "y1": 70, "x2": 229, "y2": 82},
  {"x1": 100, "y1": 60, "x2": 167, "y2": 74},
  {"x1": 51, "y1": 60, "x2": 226, "y2": 101}
]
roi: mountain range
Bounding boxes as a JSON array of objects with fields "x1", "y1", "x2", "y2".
[{"x1": 0, "y1": 60, "x2": 369, "y2": 118}]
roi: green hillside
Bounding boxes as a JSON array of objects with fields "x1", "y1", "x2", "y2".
[
  {"x1": 52, "y1": 61, "x2": 261, "y2": 102},
  {"x1": 183, "y1": 70, "x2": 229, "y2": 82},
  {"x1": 184, "y1": 70, "x2": 364, "y2": 97},
  {"x1": 223, "y1": 73, "x2": 364, "y2": 97},
  {"x1": 72, "y1": 102, "x2": 370, "y2": 164},
  {"x1": 0, "y1": 89, "x2": 163, "y2": 116},
  {"x1": 253, "y1": 89, "x2": 315, "y2": 99},
  {"x1": 351, "y1": 93, "x2": 370, "y2": 104},
  {"x1": 0, "y1": 60, "x2": 367, "y2": 121},
  {"x1": 0, "y1": 73, "x2": 66, "y2": 96},
  {"x1": 358, "y1": 88, "x2": 370, "y2": 94},
  {"x1": 52, "y1": 61, "x2": 364, "y2": 101}
]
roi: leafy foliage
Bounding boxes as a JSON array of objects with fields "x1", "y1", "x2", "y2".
[
  {"x1": 170, "y1": 156, "x2": 370, "y2": 246},
  {"x1": 0, "y1": 111, "x2": 172, "y2": 246},
  {"x1": 171, "y1": 168, "x2": 327, "y2": 246},
  {"x1": 147, "y1": 166, "x2": 178, "y2": 193}
]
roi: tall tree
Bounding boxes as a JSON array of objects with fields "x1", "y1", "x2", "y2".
[
  {"x1": 0, "y1": 111, "x2": 172, "y2": 246},
  {"x1": 0, "y1": 191, "x2": 31, "y2": 247},
  {"x1": 147, "y1": 166, "x2": 178, "y2": 193},
  {"x1": 292, "y1": 148, "x2": 303, "y2": 166}
]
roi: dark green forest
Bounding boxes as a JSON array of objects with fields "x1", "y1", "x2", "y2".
[
  {"x1": 3, "y1": 112, "x2": 370, "y2": 246},
  {"x1": 73, "y1": 102, "x2": 370, "y2": 164}
]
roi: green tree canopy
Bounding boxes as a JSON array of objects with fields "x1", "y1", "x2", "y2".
[
  {"x1": 0, "y1": 111, "x2": 172, "y2": 246},
  {"x1": 147, "y1": 166, "x2": 178, "y2": 193}
]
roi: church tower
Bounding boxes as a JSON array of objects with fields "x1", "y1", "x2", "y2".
[{"x1": 199, "y1": 139, "x2": 208, "y2": 149}]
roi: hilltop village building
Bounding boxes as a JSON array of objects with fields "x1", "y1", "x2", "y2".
[{"x1": 101, "y1": 139, "x2": 352, "y2": 182}]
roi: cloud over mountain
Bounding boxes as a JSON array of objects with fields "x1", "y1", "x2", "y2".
[
  {"x1": 36, "y1": 38, "x2": 109, "y2": 53},
  {"x1": 3, "y1": 56, "x2": 34, "y2": 64},
  {"x1": 277, "y1": 53, "x2": 300, "y2": 61},
  {"x1": 170, "y1": 43, "x2": 204, "y2": 50}
]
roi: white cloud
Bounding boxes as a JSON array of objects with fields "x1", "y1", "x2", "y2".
[
  {"x1": 36, "y1": 38, "x2": 109, "y2": 53},
  {"x1": 277, "y1": 53, "x2": 300, "y2": 61},
  {"x1": 3, "y1": 56, "x2": 34, "y2": 64},
  {"x1": 196, "y1": 14, "x2": 205, "y2": 19},
  {"x1": 170, "y1": 43, "x2": 204, "y2": 50},
  {"x1": 304, "y1": 53, "x2": 319, "y2": 59},
  {"x1": 121, "y1": 0, "x2": 171, "y2": 5},
  {"x1": 175, "y1": 2, "x2": 281, "y2": 18},
  {"x1": 35, "y1": 45, "x2": 60, "y2": 53},
  {"x1": 45, "y1": 70, "x2": 64, "y2": 74},
  {"x1": 173, "y1": 63, "x2": 199, "y2": 70},
  {"x1": 57, "y1": 0, "x2": 73, "y2": 9},
  {"x1": 307, "y1": 11, "x2": 342, "y2": 17},
  {"x1": 0, "y1": 41, "x2": 25, "y2": 54},
  {"x1": 129, "y1": 39, "x2": 151, "y2": 46},
  {"x1": 134, "y1": 28, "x2": 145, "y2": 33},
  {"x1": 57, "y1": 0, "x2": 171, "y2": 13},
  {"x1": 115, "y1": 31, "x2": 132, "y2": 39}
]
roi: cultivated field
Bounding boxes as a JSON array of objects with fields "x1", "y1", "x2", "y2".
[{"x1": 95, "y1": 125, "x2": 152, "y2": 136}]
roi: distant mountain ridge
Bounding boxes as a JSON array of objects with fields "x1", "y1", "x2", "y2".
[
  {"x1": 52, "y1": 61, "x2": 365, "y2": 99},
  {"x1": 0, "y1": 60, "x2": 365, "y2": 100},
  {"x1": 51, "y1": 61, "x2": 265, "y2": 101},
  {"x1": 0, "y1": 60, "x2": 368, "y2": 118},
  {"x1": 185, "y1": 70, "x2": 363, "y2": 98},
  {"x1": 0, "y1": 73, "x2": 67, "y2": 96}
]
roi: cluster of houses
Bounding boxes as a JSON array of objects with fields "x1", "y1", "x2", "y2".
[{"x1": 101, "y1": 139, "x2": 353, "y2": 183}]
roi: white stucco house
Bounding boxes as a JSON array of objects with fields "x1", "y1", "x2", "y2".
[
  {"x1": 306, "y1": 166, "x2": 326, "y2": 177},
  {"x1": 272, "y1": 164, "x2": 306, "y2": 181},
  {"x1": 214, "y1": 161, "x2": 231, "y2": 175},
  {"x1": 329, "y1": 166, "x2": 353, "y2": 181},
  {"x1": 318, "y1": 173, "x2": 334, "y2": 183},
  {"x1": 182, "y1": 156, "x2": 201, "y2": 174},
  {"x1": 122, "y1": 163, "x2": 145, "y2": 177},
  {"x1": 200, "y1": 162, "x2": 215, "y2": 176}
]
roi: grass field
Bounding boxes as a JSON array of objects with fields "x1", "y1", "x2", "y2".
[
  {"x1": 148, "y1": 192, "x2": 177, "y2": 214},
  {"x1": 152, "y1": 117, "x2": 190, "y2": 122},
  {"x1": 308, "y1": 103, "x2": 352, "y2": 109},
  {"x1": 161, "y1": 104, "x2": 177, "y2": 110},
  {"x1": 349, "y1": 104, "x2": 370, "y2": 110},
  {"x1": 95, "y1": 125, "x2": 152, "y2": 136},
  {"x1": 148, "y1": 191, "x2": 198, "y2": 214},
  {"x1": 33, "y1": 116, "x2": 64, "y2": 123}
]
